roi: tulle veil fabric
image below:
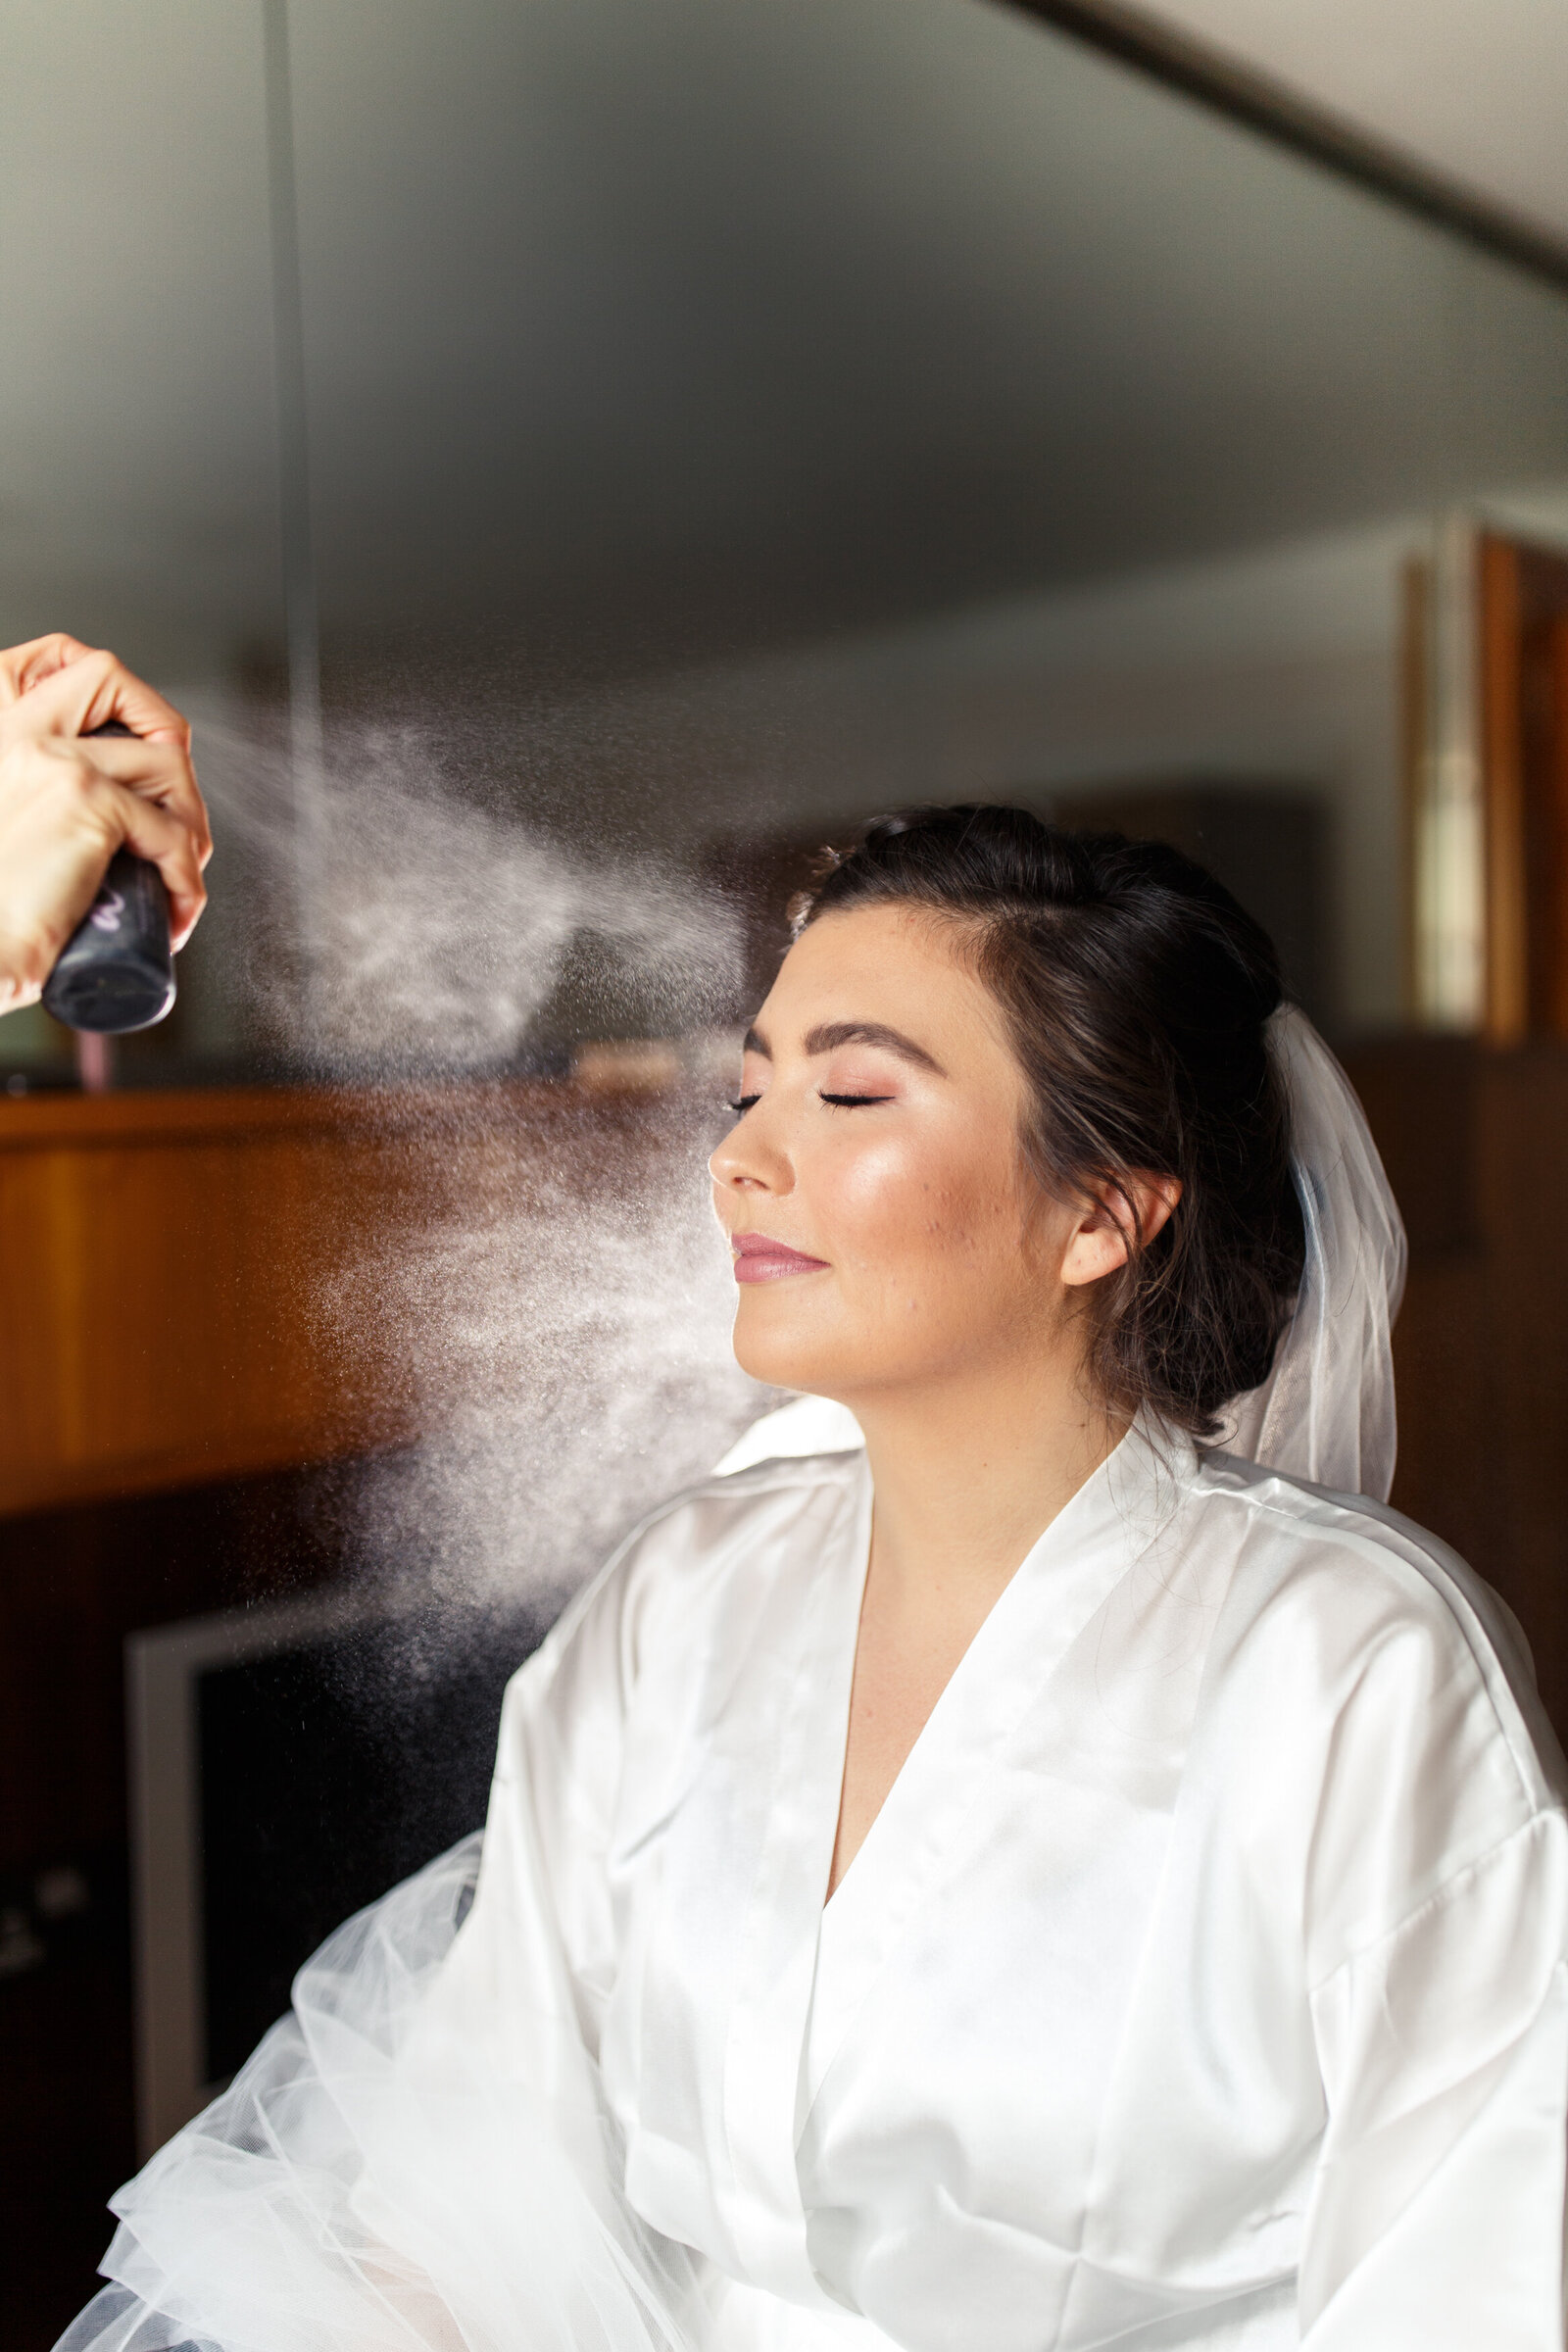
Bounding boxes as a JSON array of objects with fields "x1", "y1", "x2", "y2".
[
  {"x1": 62, "y1": 1838, "x2": 713, "y2": 2352},
  {"x1": 1221, "y1": 1007, "x2": 1407, "y2": 1505},
  {"x1": 59, "y1": 1005, "x2": 1405, "y2": 2352}
]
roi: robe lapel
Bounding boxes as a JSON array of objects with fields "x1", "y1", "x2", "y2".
[
  {"x1": 802, "y1": 1422, "x2": 1190, "y2": 2117},
  {"x1": 718, "y1": 1454, "x2": 874, "y2": 2302}
]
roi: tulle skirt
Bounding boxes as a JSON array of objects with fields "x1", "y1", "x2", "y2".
[{"x1": 56, "y1": 1838, "x2": 710, "y2": 2352}]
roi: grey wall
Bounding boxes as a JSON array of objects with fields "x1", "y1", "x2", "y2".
[{"x1": 5, "y1": 0, "x2": 1568, "y2": 1059}]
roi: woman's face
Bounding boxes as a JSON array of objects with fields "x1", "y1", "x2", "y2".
[{"x1": 709, "y1": 903, "x2": 1087, "y2": 1404}]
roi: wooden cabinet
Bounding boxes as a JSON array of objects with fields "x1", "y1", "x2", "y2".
[
  {"x1": 0, "y1": 1078, "x2": 667, "y2": 1521},
  {"x1": 0, "y1": 1087, "x2": 430, "y2": 1516},
  {"x1": 1347, "y1": 1038, "x2": 1568, "y2": 1736}
]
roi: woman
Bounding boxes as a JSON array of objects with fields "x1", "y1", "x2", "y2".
[{"x1": 68, "y1": 806, "x2": 1567, "y2": 2351}]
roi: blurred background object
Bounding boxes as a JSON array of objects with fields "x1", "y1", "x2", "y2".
[{"x1": 5, "y1": 2, "x2": 1568, "y2": 2342}]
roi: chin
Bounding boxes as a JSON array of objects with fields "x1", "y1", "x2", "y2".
[{"x1": 730, "y1": 1292, "x2": 863, "y2": 1397}]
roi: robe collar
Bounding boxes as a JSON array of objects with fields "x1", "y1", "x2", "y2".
[{"x1": 717, "y1": 1414, "x2": 1195, "y2": 2305}]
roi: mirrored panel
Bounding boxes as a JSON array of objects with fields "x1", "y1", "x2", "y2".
[{"x1": 4, "y1": 0, "x2": 1568, "y2": 1073}]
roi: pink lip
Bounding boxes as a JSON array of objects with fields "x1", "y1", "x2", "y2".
[{"x1": 731, "y1": 1231, "x2": 830, "y2": 1284}]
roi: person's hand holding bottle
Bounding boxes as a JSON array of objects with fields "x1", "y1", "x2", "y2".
[{"x1": 0, "y1": 634, "x2": 211, "y2": 1014}]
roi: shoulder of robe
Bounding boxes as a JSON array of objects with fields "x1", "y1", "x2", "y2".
[
  {"x1": 1193, "y1": 1449, "x2": 1566, "y2": 1819},
  {"x1": 518, "y1": 1446, "x2": 867, "y2": 1697}
]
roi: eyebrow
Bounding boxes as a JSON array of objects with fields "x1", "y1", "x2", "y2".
[{"x1": 742, "y1": 1019, "x2": 947, "y2": 1076}]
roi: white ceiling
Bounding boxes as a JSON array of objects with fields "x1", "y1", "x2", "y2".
[{"x1": 1130, "y1": 0, "x2": 1568, "y2": 248}]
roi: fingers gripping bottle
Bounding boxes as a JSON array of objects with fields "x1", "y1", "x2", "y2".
[{"x1": 40, "y1": 724, "x2": 176, "y2": 1034}]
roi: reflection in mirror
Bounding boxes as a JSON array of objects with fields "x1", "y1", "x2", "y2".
[
  {"x1": 9, "y1": 13, "x2": 1568, "y2": 2337},
  {"x1": 4, "y1": 0, "x2": 1568, "y2": 1083}
]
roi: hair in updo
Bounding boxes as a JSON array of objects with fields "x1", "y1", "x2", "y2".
[{"x1": 792, "y1": 805, "x2": 1305, "y2": 1442}]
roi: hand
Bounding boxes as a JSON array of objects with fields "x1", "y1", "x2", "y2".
[{"x1": 0, "y1": 635, "x2": 212, "y2": 1014}]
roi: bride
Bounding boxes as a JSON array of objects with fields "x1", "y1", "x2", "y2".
[{"x1": 66, "y1": 803, "x2": 1567, "y2": 2350}]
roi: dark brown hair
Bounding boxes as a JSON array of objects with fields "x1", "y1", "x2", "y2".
[{"x1": 794, "y1": 805, "x2": 1304, "y2": 1441}]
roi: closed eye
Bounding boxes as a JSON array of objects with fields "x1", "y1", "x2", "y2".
[{"x1": 726, "y1": 1089, "x2": 895, "y2": 1113}]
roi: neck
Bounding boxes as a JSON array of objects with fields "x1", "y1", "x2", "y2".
[{"x1": 847, "y1": 1351, "x2": 1128, "y2": 1606}]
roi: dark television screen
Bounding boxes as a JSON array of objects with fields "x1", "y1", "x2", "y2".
[{"x1": 196, "y1": 1609, "x2": 542, "y2": 2083}]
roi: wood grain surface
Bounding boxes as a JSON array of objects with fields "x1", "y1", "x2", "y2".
[
  {"x1": 1347, "y1": 1037, "x2": 1568, "y2": 1738},
  {"x1": 0, "y1": 1081, "x2": 660, "y2": 1518}
]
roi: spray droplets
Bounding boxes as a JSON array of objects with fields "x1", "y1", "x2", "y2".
[
  {"x1": 337, "y1": 1107, "x2": 757, "y2": 1638},
  {"x1": 189, "y1": 712, "x2": 747, "y2": 1079},
  {"x1": 186, "y1": 705, "x2": 769, "y2": 1658}
]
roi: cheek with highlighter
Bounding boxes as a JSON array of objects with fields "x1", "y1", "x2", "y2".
[
  {"x1": 814, "y1": 1128, "x2": 960, "y2": 1297},
  {"x1": 729, "y1": 1105, "x2": 1037, "y2": 1398}
]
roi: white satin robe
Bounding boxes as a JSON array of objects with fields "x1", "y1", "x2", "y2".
[{"x1": 435, "y1": 1422, "x2": 1568, "y2": 2350}]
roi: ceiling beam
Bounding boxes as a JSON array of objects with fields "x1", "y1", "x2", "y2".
[{"x1": 1000, "y1": 0, "x2": 1568, "y2": 296}]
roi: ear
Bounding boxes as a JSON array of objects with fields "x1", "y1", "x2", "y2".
[{"x1": 1059, "y1": 1172, "x2": 1182, "y2": 1289}]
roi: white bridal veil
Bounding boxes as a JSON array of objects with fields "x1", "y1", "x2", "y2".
[
  {"x1": 1223, "y1": 1006, "x2": 1407, "y2": 1504},
  {"x1": 60, "y1": 1006, "x2": 1406, "y2": 2352}
]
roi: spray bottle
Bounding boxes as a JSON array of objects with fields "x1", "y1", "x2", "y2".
[{"x1": 40, "y1": 723, "x2": 176, "y2": 1034}]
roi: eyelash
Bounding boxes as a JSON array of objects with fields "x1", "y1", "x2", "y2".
[{"x1": 724, "y1": 1091, "x2": 893, "y2": 1114}]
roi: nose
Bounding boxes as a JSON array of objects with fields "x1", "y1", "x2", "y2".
[{"x1": 710, "y1": 1101, "x2": 792, "y2": 1198}]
